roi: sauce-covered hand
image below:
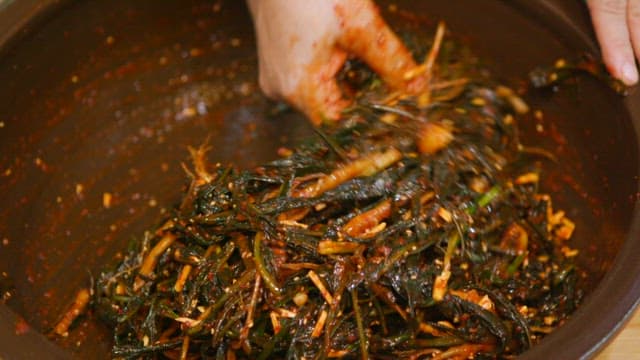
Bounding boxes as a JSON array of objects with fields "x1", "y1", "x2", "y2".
[
  {"x1": 247, "y1": 0, "x2": 422, "y2": 125},
  {"x1": 587, "y1": 0, "x2": 640, "y2": 85}
]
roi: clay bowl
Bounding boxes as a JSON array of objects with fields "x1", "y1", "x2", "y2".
[{"x1": 0, "y1": 1, "x2": 638, "y2": 358}]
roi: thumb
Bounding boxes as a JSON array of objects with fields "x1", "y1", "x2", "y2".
[
  {"x1": 292, "y1": 49, "x2": 351, "y2": 125},
  {"x1": 587, "y1": 0, "x2": 638, "y2": 85}
]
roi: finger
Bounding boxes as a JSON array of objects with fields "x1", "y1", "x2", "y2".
[
  {"x1": 293, "y1": 50, "x2": 350, "y2": 125},
  {"x1": 334, "y1": 0, "x2": 423, "y2": 93},
  {"x1": 248, "y1": 0, "x2": 344, "y2": 101},
  {"x1": 627, "y1": 0, "x2": 640, "y2": 79},
  {"x1": 587, "y1": 0, "x2": 638, "y2": 85}
]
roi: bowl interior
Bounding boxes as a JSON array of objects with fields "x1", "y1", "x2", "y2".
[{"x1": 0, "y1": 0, "x2": 638, "y2": 358}]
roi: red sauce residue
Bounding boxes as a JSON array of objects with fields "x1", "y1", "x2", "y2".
[{"x1": 14, "y1": 317, "x2": 31, "y2": 335}]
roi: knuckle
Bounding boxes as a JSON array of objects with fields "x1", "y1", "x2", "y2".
[
  {"x1": 629, "y1": 1, "x2": 640, "y2": 22},
  {"x1": 589, "y1": 0, "x2": 627, "y2": 16},
  {"x1": 608, "y1": 39, "x2": 633, "y2": 56}
]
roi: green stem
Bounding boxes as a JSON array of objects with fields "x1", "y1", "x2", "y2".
[
  {"x1": 507, "y1": 253, "x2": 526, "y2": 276},
  {"x1": 253, "y1": 231, "x2": 282, "y2": 295},
  {"x1": 351, "y1": 290, "x2": 369, "y2": 360},
  {"x1": 187, "y1": 269, "x2": 255, "y2": 335},
  {"x1": 477, "y1": 185, "x2": 501, "y2": 209}
]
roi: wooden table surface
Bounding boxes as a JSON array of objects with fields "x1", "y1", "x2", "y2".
[{"x1": 597, "y1": 307, "x2": 640, "y2": 359}]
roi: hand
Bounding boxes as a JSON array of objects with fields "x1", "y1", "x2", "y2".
[
  {"x1": 587, "y1": 0, "x2": 640, "y2": 85},
  {"x1": 247, "y1": 0, "x2": 423, "y2": 125}
]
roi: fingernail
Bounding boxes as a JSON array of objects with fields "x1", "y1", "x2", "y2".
[{"x1": 621, "y1": 62, "x2": 638, "y2": 85}]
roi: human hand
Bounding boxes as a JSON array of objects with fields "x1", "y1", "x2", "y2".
[
  {"x1": 247, "y1": 0, "x2": 423, "y2": 125},
  {"x1": 587, "y1": 0, "x2": 640, "y2": 86}
]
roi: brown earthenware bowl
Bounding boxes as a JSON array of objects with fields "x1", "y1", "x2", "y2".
[{"x1": 0, "y1": 1, "x2": 639, "y2": 359}]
